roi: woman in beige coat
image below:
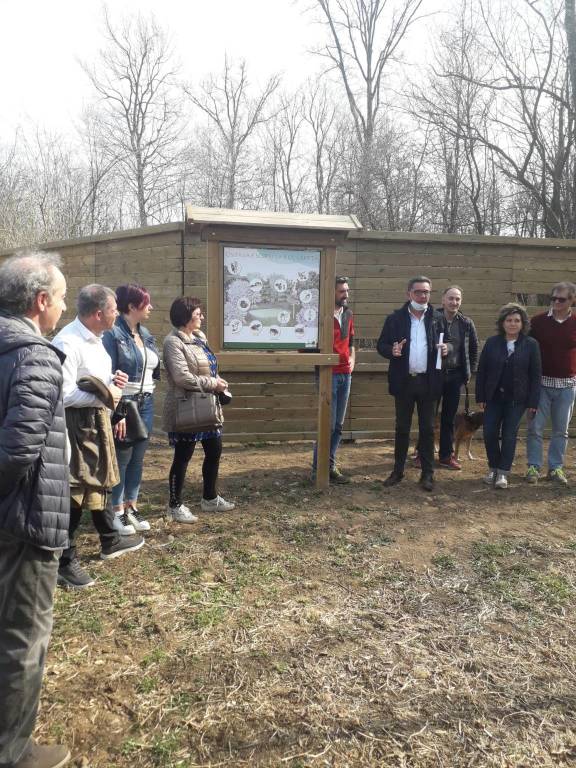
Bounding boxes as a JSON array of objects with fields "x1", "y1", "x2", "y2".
[{"x1": 163, "y1": 297, "x2": 235, "y2": 522}]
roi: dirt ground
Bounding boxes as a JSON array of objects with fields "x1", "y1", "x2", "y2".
[{"x1": 39, "y1": 438, "x2": 576, "y2": 767}]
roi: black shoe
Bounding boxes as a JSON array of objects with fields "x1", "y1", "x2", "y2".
[
  {"x1": 383, "y1": 470, "x2": 404, "y2": 487},
  {"x1": 419, "y1": 473, "x2": 434, "y2": 492},
  {"x1": 57, "y1": 559, "x2": 95, "y2": 589},
  {"x1": 330, "y1": 467, "x2": 350, "y2": 484},
  {"x1": 100, "y1": 534, "x2": 145, "y2": 560}
]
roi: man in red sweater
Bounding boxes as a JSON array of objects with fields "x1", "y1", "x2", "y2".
[
  {"x1": 526, "y1": 281, "x2": 576, "y2": 485},
  {"x1": 312, "y1": 276, "x2": 355, "y2": 483}
]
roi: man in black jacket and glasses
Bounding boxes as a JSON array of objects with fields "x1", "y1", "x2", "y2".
[{"x1": 377, "y1": 276, "x2": 447, "y2": 492}]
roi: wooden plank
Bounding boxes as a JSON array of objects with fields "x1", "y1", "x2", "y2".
[
  {"x1": 186, "y1": 205, "x2": 361, "y2": 232},
  {"x1": 218, "y1": 352, "x2": 337, "y2": 371},
  {"x1": 320, "y1": 246, "x2": 337, "y2": 353},
  {"x1": 225, "y1": 407, "x2": 316, "y2": 422}
]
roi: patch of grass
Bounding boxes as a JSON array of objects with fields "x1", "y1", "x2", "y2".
[
  {"x1": 431, "y1": 553, "x2": 456, "y2": 571},
  {"x1": 473, "y1": 540, "x2": 516, "y2": 559},
  {"x1": 157, "y1": 556, "x2": 185, "y2": 575},
  {"x1": 150, "y1": 733, "x2": 183, "y2": 766},
  {"x1": 141, "y1": 648, "x2": 168, "y2": 667},
  {"x1": 346, "y1": 504, "x2": 371, "y2": 513},
  {"x1": 121, "y1": 739, "x2": 142, "y2": 757},
  {"x1": 137, "y1": 675, "x2": 159, "y2": 693},
  {"x1": 190, "y1": 605, "x2": 226, "y2": 629},
  {"x1": 77, "y1": 611, "x2": 104, "y2": 635},
  {"x1": 535, "y1": 573, "x2": 573, "y2": 605},
  {"x1": 285, "y1": 520, "x2": 322, "y2": 545}
]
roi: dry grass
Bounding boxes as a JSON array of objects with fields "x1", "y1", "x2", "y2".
[{"x1": 38, "y1": 439, "x2": 576, "y2": 767}]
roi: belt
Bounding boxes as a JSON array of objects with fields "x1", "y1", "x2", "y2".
[
  {"x1": 123, "y1": 392, "x2": 153, "y2": 400},
  {"x1": 409, "y1": 372, "x2": 427, "y2": 377}
]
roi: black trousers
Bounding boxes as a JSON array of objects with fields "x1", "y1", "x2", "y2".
[
  {"x1": 169, "y1": 436, "x2": 223, "y2": 506},
  {"x1": 393, "y1": 375, "x2": 436, "y2": 476},
  {"x1": 59, "y1": 503, "x2": 118, "y2": 568},
  {"x1": 0, "y1": 531, "x2": 59, "y2": 766},
  {"x1": 439, "y1": 371, "x2": 465, "y2": 460}
]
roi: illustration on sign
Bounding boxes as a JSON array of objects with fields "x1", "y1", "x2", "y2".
[{"x1": 223, "y1": 246, "x2": 321, "y2": 349}]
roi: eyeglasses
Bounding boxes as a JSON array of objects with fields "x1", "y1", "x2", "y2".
[
  {"x1": 551, "y1": 296, "x2": 569, "y2": 303},
  {"x1": 412, "y1": 289, "x2": 431, "y2": 295}
]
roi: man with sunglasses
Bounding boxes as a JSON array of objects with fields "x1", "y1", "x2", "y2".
[
  {"x1": 377, "y1": 276, "x2": 447, "y2": 491},
  {"x1": 526, "y1": 282, "x2": 576, "y2": 485}
]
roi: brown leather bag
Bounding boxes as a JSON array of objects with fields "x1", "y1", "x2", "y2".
[{"x1": 174, "y1": 384, "x2": 223, "y2": 432}]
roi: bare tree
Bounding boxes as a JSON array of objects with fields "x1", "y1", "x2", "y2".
[
  {"x1": 441, "y1": 0, "x2": 575, "y2": 237},
  {"x1": 303, "y1": 82, "x2": 346, "y2": 214},
  {"x1": 412, "y1": 0, "x2": 502, "y2": 234},
  {"x1": 264, "y1": 93, "x2": 309, "y2": 212},
  {"x1": 310, "y1": 0, "x2": 425, "y2": 226},
  {"x1": 83, "y1": 9, "x2": 182, "y2": 227},
  {"x1": 185, "y1": 59, "x2": 280, "y2": 209}
]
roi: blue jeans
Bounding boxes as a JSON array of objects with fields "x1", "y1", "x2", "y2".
[
  {"x1": 313, "y1": 373, "x2": 352, "y2": 470},
  {"x1": 483, "y1": 397, "x2": 526, "y2": 473},
  {"x1": 111, "y1": 395, "x2": 154, "y2": 508},
  {"x1": 526, "y1": 385, "x2": 575, "y2": 470}
]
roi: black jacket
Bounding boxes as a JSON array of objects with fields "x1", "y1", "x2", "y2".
[
  {"x1": 377, "y1": 303, "x2": 445, "y2": 398},
  {"x1": 0, "y1": 312, "x2": 70, "y2": 550},
  {"x1": 475, "y1": 334, "x2": 541, "y2": 409},
  {"x1": 435, "y1": 309, "x2": 479, "y2": 380}
]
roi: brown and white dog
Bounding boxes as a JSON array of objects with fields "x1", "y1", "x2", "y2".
[{"x1": 454, "y1": 410, "x2": 484, "y2": 460}]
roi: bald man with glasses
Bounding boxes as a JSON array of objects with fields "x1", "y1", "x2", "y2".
[{"x1": 526, "y1": 282, "x2": 576, "y2": 486}]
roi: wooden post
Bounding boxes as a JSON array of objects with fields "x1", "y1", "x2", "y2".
[
  {"x1": 316, "y1": 366, "x2": 332, "y2": 489},
  {"x1": 316, "y1": 245, "x2": 337, "y2": 489},
  {"x1": 206, "y1": 239, "x2": 222, "y2": 351}
]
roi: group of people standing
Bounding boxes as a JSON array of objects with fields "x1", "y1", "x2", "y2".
[
  {"x1": 1, "y1": 252, "x2": 575, "y2": 768},
  {"x1": 0, "y1": 252, "x2": 233, "y2": 768},
  {"x1": 325, "y1": 275, "x2": 576, "y2": 494}
]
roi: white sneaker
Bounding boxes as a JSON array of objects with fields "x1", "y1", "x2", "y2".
[
  {"x1": 126, "y1": 506, "x2": 151, "y2": 532},
  {"x1": 200, "y1": 495, "x2": 236, "y2": 513},
  {"x1": 167, "y1": 504, "x2": 198, "y2": 523},
  {"x1": 494, "y1": 472, "x2": 508, "y2": 489},
  {"x1": 483, "y1": 470, "x2": 496, "y2": 486},
  {"x1": 112, "y1": 512, "x2": 136, "y2": 536}
]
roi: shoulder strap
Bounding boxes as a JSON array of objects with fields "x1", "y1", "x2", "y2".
[{"x1": 136, "y1": 329, "x2": 147, "y2": 395}]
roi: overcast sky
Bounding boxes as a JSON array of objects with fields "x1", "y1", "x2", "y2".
[{"x1": 0, "y1": 0, "x2": 441, "y2": 140}]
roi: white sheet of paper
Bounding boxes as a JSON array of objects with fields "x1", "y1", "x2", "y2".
[{"x1": 436, "y1": 332, "x2": 444, "y2": 370}]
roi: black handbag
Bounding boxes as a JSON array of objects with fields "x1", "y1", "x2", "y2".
[
  {"x1": 122, "y1": 397, "x2": 149, "y2": 443},
  {"x1": 115, "y1": 337, "x2": 149, "y2": 445}
]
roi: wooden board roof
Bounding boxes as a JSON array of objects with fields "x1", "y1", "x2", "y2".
[{"x1": 185, "y1": 206, "x2": 362, "y2": 232}]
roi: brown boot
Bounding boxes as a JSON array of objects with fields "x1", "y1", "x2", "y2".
[{"x1": 14, "y1": 740, "x2": 70, "y2": 768}]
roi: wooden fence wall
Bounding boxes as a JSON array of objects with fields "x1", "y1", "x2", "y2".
[{"x1": 3, "y1": 223, "x2": 575, "y2": 441}]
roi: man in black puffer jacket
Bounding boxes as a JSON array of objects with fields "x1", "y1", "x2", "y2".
[{"x1": 0, "y1": 253, "x2": 71, "y2": 768}]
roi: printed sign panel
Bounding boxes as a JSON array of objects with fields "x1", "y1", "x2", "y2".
[{"x1": 223, "y1": 246, "x2": 321, "y2": 349}]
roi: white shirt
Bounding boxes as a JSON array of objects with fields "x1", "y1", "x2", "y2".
[
  {"x1": 123, "y1": 346, "x2": 160, "y2": 395},
  {"x1": 334, "y1": 306, "x2": 343, "y2": 326},
  {"x1": 408, "y1": 310, "x2": 428, "y2": 373},
  {"x1": 52, "y1": 317, "x2": 114, "y2": 409}
]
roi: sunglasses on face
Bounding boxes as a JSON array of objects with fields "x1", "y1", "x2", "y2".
[{"x1": 551, "y1": 296, "x2": 569, "y2": 303}]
